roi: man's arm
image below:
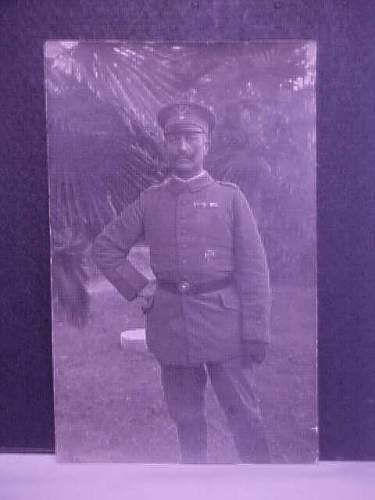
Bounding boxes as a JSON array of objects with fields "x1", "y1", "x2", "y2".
[
  {"x1": 233, "y1": 187, "x2": 271, "y2": 347},
  {"x1": 91, "y1": 194, "x2": 148, "y2": 301}
]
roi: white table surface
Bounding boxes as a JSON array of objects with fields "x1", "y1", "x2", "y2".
[{"x1": 0, "y1": 455, "x2": 374, "y2": 500}]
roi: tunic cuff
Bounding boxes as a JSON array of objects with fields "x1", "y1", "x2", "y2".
[
  {"x1": 96, "y1": 260, "x2": 149, "y2": 301},
  {"x1": 241, "y1": 316, "x2": 271, "y2": 344}
]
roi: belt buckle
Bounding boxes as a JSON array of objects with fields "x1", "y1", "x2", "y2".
[{"x1": 178, "y1": 280, "x2": 191, "y2": 294}]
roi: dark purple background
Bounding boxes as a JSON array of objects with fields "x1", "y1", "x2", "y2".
[{"x1": 0, "y1": 0, "x2": 374, "y2": 460}]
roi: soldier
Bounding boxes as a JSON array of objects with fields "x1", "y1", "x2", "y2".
[{"x1": 92, "y1": 102, "x2": 272, "y2": 463}]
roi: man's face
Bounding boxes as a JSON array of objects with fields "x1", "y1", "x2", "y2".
[{"x1": 165, "y1": 130, "x2": 208, "y2": 178}]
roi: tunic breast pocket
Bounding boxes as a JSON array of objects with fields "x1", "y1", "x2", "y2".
[
  {"x1": 217, "y1": 287, "x2": 241, "y2": 311},
  {"x1": 192, "y1": 207, "x2": 231, "y2": 239}
]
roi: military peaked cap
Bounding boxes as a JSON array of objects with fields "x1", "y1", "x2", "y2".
[{"x1": 157, "y1": 102, "x2": 215, "y2": 135}]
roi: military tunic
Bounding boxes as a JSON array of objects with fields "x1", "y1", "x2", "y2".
[{"x1": 92, "y1": 171, "x2": 271, "y2": 366}]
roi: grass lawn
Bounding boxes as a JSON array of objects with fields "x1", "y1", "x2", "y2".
[{"x1": 53, "y1": 279, "x2": 317, "y2": 463}]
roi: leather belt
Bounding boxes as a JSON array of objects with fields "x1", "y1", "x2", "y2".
[{"x1": 157, "y1": 276, "x2": 233, "y2": 295}]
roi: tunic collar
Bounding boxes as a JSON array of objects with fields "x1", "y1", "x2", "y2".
[{"x1": 166, "y1": 170, "x2": 214, "y2": 193}]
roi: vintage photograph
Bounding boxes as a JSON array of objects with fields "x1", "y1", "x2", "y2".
[{"x1": 45, "y1": 40, "x2": 317, "y2": 463}]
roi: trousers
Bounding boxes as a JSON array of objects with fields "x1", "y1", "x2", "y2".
[{"x1": 160, "y1": 358, "x2": 270, "y2": 463}]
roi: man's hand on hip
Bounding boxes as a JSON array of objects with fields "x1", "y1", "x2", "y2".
[
  {"x1": 138, "y1": 280, "x2": 156, "y2": 313},
  {"x1": 242, "y1": 340, "x2": 267, "y2": 368}
]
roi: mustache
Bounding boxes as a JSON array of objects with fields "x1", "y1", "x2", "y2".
[{"x1": 173, "y1": 154, "x2": 193, "y2": 161}]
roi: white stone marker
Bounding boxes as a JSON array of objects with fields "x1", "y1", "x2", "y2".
[{"x1": 120, "y1": 328, "x2": 146, "y2": 351}]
